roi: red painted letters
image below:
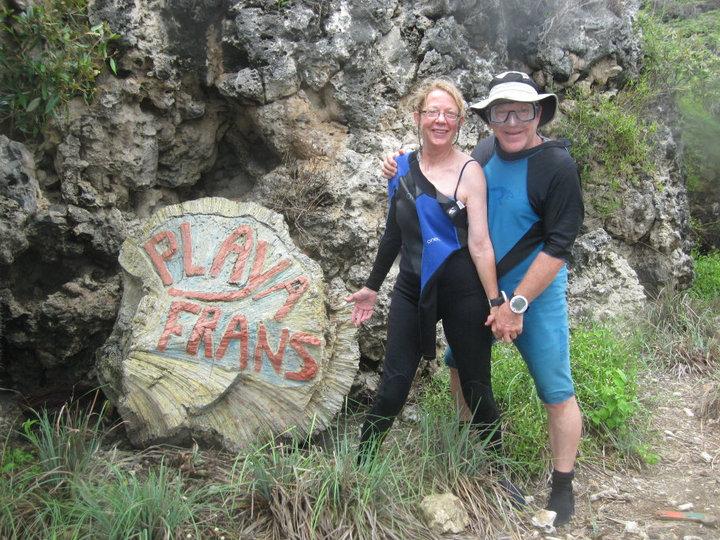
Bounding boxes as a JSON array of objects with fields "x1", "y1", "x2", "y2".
[
  {"x1": 157, "y1": 301, "x2": 201, "y2": 351},
  {"x1": 148, "y1": 220, "x2": 318, "y2": 382},
  {"x1": 180, "y1": 222, "x2": 206, "y2": 277},
  {"x1": 210, "y1": 225, "x2": 253, "y2": 283},
  {"x1": 215, "y1": 314, "x2": 249, "y2": 369},
  {"x1": 144, "y1": 231, "x2": 178, "y2": 286},
  {"x1": 155, "y1": 303, "x2": 320, "y2": 382}
]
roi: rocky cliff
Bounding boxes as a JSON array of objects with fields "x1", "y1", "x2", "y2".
[{"x1": 0, "y1": 0, "x2": 692, "y2": 405}]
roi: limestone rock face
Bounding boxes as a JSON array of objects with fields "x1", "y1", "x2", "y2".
[
  {"x1": 97, "y1": 198, "x2": 357, "y2": 449},
  {"x1": 0, "y1": 0, "x2": 693, "y2": 405},
  {"x1": 0, "y1": 135, "x2": 39, "y2": 265},
  {"x1": 568, "y1": 229, "x2": 647, "y2": 323}
]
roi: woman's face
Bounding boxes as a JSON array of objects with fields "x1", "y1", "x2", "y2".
[{"x1": 414, "y1": 89, "x2": 463, "y2": 148}]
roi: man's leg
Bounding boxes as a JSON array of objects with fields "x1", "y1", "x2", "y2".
[
  {"x1": 546, "y1": 395, "x2": 582, "y2": 473},
  {"x1": 510, "y1": 273, "x2": 578, "y2": 526},
  {"x1": 448, "y1": 365, "x2": 472, "y2": 422},
  {"x1": 544, "y1": 395, "x2": 581, "y2": 526}
]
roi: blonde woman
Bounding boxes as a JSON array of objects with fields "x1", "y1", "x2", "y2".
[{"x1": 347, "y1": 79, "x2": 504, "y2": 459}]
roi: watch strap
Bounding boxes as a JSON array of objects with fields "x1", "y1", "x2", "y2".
[{"x1": 488, "y1": 291, "x2": 507, "y2": 308}]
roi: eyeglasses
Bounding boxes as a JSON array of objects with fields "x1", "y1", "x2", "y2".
[
  {"x1": 420, "y1": 109, "x2": 461, "y2": 122},
  {"x1": 488, "y1": 103, "x2": 539, "y2": 124}
]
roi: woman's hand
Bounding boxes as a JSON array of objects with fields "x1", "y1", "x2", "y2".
[
  {"x1": 491, "y1": 303, "x2": 523, "y2": 342},
  {"x1": 381, "y1": 149, "x2": 404, "y2": 179},
  {"x1": 484, "y1": 305, "x2": 499, "y2": 329},
  {"x1": 346, "y1": 287, "x2": 378, "y2": 327}
]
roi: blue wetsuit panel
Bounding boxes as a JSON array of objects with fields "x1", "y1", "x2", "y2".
[
  {"x1": 416, "y1": 193, "x2": 461, "y2": 291},
  {"x1": 444, "y1": 138, "x2": 582, "y2": 404}
]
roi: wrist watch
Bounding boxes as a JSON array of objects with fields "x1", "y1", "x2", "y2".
[
  {"x1": 509, "y1": 293, "x2": 529, "y2": 314},
  {"x1": 488, "y1": 291, "x2": 507, "y2": 308}
]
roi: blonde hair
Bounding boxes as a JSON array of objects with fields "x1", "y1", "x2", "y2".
[{"x1": 412, "y1": 79, "x2": 466, "y2": 118}]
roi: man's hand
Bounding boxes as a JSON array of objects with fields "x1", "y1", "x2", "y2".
[
  {"x1": 381, "y1": 149, "x2": 404, "y2": 179},
  {"x1": 491, "y1": 303, "x2": 523, "y2": 342},
  {"x1": 346, "y1": 287, "x2": 378, "y2": 327}
]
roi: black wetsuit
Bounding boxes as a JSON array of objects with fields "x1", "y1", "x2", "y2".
[{"x1": 359, "y1": 152, "x2": 499, "y2": 454}]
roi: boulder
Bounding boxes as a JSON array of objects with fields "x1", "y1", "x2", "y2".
[
  {"x1": 419, "y1": 492, "x2": 470, "y2": 534},
  {"x1": 97, "y1": 198, "x2": 357, "y2": 450}
]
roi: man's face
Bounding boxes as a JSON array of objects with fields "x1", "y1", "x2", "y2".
[{"x1": 487, "y1": 101, "x2": 542, "y2": 153}]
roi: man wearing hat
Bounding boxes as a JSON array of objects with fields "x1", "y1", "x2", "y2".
[{"x1": 381, "y1": 71, "x2": 584, "y2": 526}]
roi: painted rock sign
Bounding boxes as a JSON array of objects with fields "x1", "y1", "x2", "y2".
[{"x1": 98, "y1": 198, "x2": 357, "y2": 450}]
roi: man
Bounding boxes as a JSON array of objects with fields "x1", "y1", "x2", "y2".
[{"x1": 382, "y1": 71, "x2": 584, "y2": 526}]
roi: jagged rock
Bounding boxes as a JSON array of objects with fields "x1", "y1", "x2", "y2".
[
  {"x1": 0, "y1": 135, "x2": 39, "y2": 212},
  {"x1": 569, "y1": 229, "x2": 647, "y2": 323},
  {"x1": 0, "y1": 136, "x2": 40, "y2": 265},
  {"x1": 530, "y1": 0, "x2": 642, "y2": 86},
  {"x1": 419, "y1": 492, "x2": 470, "y2": 534},
  {"x1": 97, "y1": 198, "x2": 357, "y2": 450}
]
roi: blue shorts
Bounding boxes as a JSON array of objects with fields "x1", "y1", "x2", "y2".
[{"x1": 445, "y1": 266, "x2": 574, "y2": 405}]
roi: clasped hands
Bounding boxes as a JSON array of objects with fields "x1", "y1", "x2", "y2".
[
  {"x1": 347, "y1": 287, "x2": 523, "y2": 343},
  {"x1": 486, "y1": 304, "x2": 523, "y2": 343}
]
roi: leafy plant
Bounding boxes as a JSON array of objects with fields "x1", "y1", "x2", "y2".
[
  {"x1": 0, "y1": 446, "x2": 35, "y2": 474},
  {"x1": 631, "y1": 7, "x2": 720, "y2": 246},
  {"x1": 0, "y1": 0, "x2": 119, "y2": 138},
  {"x1": 585, "y1": 367, "x2": 638, "y2": 430},
  {"x1": 482, "y1": 325, "x2": 646, "y2": 475},
  {"x1": 557, "y1": 88, "x2": 656, "y2": 185}
]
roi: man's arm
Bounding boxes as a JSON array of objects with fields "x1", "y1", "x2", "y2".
[{"x1": 491, "y1": 252, "x2": 565, "y2": 342}]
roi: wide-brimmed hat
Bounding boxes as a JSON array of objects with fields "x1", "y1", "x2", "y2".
[{"x1": 470, "y1": 71, "x2": 558, "y2": 126}]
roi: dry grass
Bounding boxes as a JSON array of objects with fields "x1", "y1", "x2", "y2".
[{"x1": 265, "y1": 156, "x2": 333, "y2": 241}]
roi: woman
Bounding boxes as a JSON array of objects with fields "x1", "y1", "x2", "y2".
[{"x1": 347, "y1": 79, "x2": 504, "y2": 459}]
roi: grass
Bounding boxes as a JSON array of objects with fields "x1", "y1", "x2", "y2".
[
  {"x1": 1, "y1": 401, "x2": 526, "y2": 539},
  {"x1": 690, "y1": 251, "x2": 720, "y2": 300},
  {"x1": 420, "y1": 325, "x2": 650, "y2": 477},
  {"x1": 1, "y1": 285, "x2": 717, "y2": 538}
]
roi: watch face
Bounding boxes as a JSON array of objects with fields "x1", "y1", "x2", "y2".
[{"x1": 510, "y1": 295, "x2": 528, "y2": 313}]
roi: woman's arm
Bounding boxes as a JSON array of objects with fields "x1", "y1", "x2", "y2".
[
  {"x1": 346, "y1": 193, "x2": 402, "y2": 326},
  {"x1": 463, "y1": 162, "x2": 500, "y2": 309}
]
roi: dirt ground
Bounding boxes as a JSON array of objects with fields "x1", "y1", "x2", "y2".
[{"x1": 532, "y1": 373, "x2": 720, "y2": 540}]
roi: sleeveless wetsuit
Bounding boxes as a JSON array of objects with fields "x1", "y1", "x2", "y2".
[
  {"x1": 446, "y1": 136, "x2": 584, "y2": 404},
  {"x1": 360, "y1": 151, "x2": 499, "y2": 450}
]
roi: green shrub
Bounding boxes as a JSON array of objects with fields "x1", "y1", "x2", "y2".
[
  {"x1": 0, "y1": 445, "x2": 35, "y2": 474},
  {"x1": 554, "y1": 89, "x2": 656, "y2": 218},
  {"x1": 560, "y1": 90, "x2": 656, "y2": 183},
  {"x1": 418, "y1": 325, "x2": 648, "y2": 477},
  {"x1": 497, "y1": 325, "x2": 647, "y2": 474},
  {"x1": 691, "y1": 251, "x2": 720, "y2": 300},
  {"x1": 0, "y1": 0, "x2": 118, "y2": 138},
  {"x1": 633, "y1": 7, "x2": 720, "y2": 245}
]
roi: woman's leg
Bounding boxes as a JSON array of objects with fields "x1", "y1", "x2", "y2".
[
  {"x1": 359, "y1": 282, "x2": 422, "y2": 459},
  {"x1": 439, "y1": 253, "x2": 500, "y2": 445}
]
